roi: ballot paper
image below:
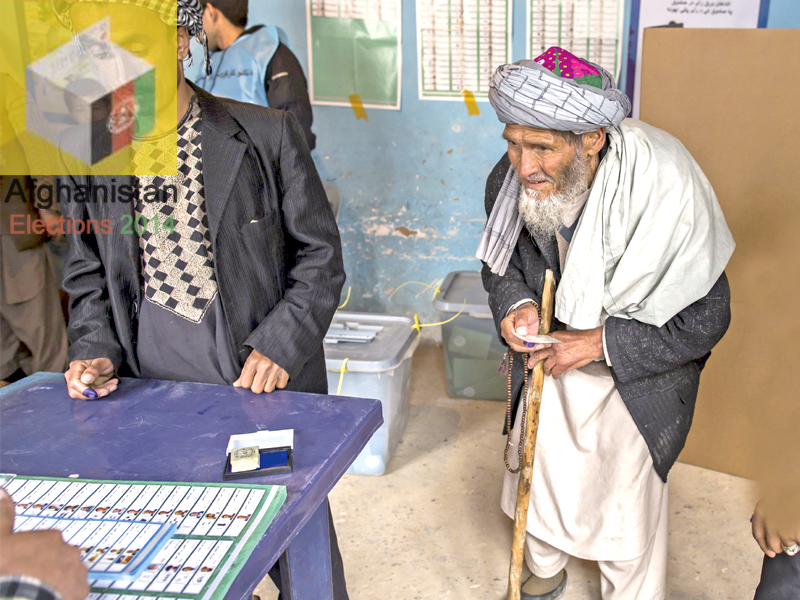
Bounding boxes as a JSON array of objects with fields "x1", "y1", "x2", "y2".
[
  {"x1": 226, "y1": 429, "x2": 294, "y2": 455},
  {"x1": 519, "y1": 334, "x2": 562, "y2": 344},
  {"x1": 11, "y1": 514, "x2": 174, "y2": 582},
  {"x1": 2, "y1": 476, "x2": 286, "y2": 600}
]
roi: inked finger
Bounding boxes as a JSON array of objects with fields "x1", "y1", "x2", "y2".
[
  {"x1": 66, "y1": 368, "x2": 90, "y2": 399},
  {"x1": 502, "y1": 329, "x2": 532, "y2": 354},
  {"x1": 66, "y1": 377, "x2": 91, "y2": 400},
  {"x1": 508, "y1": 341, "x2": 533, "y2": 354}
]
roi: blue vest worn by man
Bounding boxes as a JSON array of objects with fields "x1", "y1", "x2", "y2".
[{"x1": 196, "y1": 25, "x2": 290, "y2": 107}]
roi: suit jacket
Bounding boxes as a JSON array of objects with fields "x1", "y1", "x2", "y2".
[
  {"x1": 481, "y1": 154, "x2": 731, "y2": 482},
  {"x1": 60, "y1": 84, "x2": 344, "y2": 394}
]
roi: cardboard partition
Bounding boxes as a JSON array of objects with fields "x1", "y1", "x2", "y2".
[{"x1": 640, "y1": 28, "x2": 800, "y2": 480}]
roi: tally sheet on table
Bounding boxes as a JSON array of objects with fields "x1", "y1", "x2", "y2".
[{"x1": 3, "y1": 476, "x2": 287, "y2": 600}]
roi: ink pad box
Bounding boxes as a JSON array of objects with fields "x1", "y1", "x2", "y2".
[{"x1": 222, "y1": 446, "x2": 293, "y2": 480}]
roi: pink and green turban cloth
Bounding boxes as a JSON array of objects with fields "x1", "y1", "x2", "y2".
[{"x1": 489, "y1": 47, "x2": 631, "y2": 133}]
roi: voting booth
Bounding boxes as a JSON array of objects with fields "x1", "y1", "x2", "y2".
[
  {"x1": 640, "y1": 27, "x2": 800, "y2": 479},
  {"x1": 433, "y1": 271, "x2": 507, "y2": 401},
  {"x1": 324, "y1": 312, "x2": 419, "y2": 475}
]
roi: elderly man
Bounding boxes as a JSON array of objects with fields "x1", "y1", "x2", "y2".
[{"x1": 478, "y1": 48, "x2": 734, "y2": 600}]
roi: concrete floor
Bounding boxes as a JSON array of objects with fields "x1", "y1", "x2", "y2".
[{"x1": 257, "y1": 342, "x2": 766, "y2": 599}]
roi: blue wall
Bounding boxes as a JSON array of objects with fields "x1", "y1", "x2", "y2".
[
  {"x1": 767, "y1": 0, "x2": 800, "y2": 28},
  {"x1": 240, "y1": 0, "x2": 796, "y2": 323}
]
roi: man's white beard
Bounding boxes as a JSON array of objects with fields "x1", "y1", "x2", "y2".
[{"x1": 518, "y1": 151, "x2": 591, "y2": 237}]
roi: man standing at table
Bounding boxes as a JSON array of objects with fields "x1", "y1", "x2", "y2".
[
  {"x1": 55, "y1": 0, "x2": 347, "y2": 597},
  {"x1": 478, "y1": 48, "x2": 734, "y2": 599},
  {"x1": 195, "y1": 0, "x2": 316, "y2": 150}
]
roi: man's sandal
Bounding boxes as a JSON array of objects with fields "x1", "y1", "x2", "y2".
[{"x1": 520, "y1": 569, "x2": 568, "y2": 600}]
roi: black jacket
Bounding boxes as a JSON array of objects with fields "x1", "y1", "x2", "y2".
[
  {"x1": 61, "y1": 84, "x2": 344, "y2": 393},
  {"x1": 481, "y1": 154, "x2": 731, "y2": 482},
  {"x1": 264, "y1": 39, "x2": 316, "y2": 151}
]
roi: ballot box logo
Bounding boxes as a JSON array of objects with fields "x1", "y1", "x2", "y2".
[{"x1": 25, "y1": 18, "x2": 155, "y2": 166}]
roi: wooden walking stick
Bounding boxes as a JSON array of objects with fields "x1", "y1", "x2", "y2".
[{"x1": 507, "y1": 269, "x2": 556, "y2": 600}]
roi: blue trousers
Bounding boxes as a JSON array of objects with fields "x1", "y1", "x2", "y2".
[{"x1": 754, "y1": 553, "x2": 800, "y2": 600}]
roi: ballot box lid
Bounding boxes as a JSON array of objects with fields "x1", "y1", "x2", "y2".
[
  {"x1": 324, "y1": 312, "x2": 419, "y2": 372},
  {"x1": 433, "y1": 271, "x2": 492, "y2": 318}
]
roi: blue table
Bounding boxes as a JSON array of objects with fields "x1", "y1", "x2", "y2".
[{"x1": 0, "y1": 373, "x2": 383, "y2": 600}]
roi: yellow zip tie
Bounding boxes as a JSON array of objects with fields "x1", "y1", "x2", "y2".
[
  {"x1": 412, "y1": 300, "x2": 466, "y2": 337},
  {"x1": 388, "y1": 279, "x2": 443, "y2": 301},
  {"x1": 336, "y1": 358, "x2": 349, "y2": 396},
  {"x1": 338, "y1": 286, "x2": 351, "y2": 309}
]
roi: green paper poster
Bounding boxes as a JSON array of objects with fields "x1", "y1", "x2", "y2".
[{"x1": 307, "y1": 0, "x2": 401, "y2": 109}]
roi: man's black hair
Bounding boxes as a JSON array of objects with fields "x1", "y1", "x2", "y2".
[{"x1": 199, "y1": 0, "x2": 248, "y2": 28}]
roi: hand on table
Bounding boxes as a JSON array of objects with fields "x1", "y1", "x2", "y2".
[
  {"x1": 527, "y1": 327, "x2": 605, "y2": 378},
  {"x1": 65, "y1": 358, "x2": 118, "y2": 399},
  {"x1": 234, "y1": 349, "x2": 289, "y2": 394},
  {"x1": 752, "y1": 498, "x2": 800, "y2": 558},
  {"x1": 500, "y1": 303, "x2": 541, "y2": 354},
  {"x1": 0, "y1": 490, "x2": 90, "y2": 600}
]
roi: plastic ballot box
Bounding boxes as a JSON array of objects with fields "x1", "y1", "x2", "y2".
[
  {"x1": 433, "y1": 271, "x2": 507, "y2": 401},
  {"x1": 324, "y1": 312, "x2": 419, "y2": 475}
]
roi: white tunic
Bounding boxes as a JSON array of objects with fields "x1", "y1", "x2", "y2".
[{"x1": 501, "y1": 192, "x2": 666, "y2": 562}]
